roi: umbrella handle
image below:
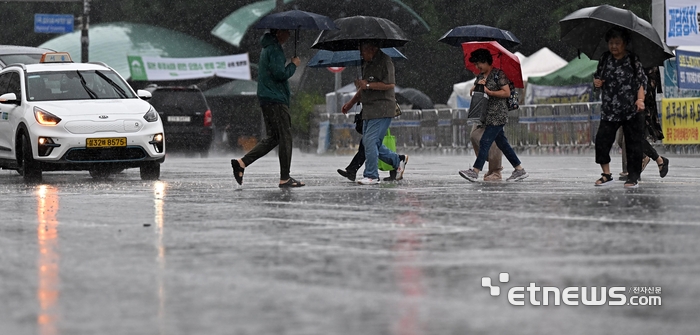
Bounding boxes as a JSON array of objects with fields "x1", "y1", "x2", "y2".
[{"x1": 295, "y1": 28, "x2": 299, "y2": 58}]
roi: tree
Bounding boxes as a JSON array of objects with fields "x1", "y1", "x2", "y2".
[{"x1": 1, "y1": 0, "x2": 653, "y2": 104}]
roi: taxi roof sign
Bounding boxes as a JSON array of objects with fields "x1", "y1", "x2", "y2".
[{"x1": 40, "y1": 52, "x2": 73, "y2": 63}]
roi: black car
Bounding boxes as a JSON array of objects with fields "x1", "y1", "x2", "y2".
[
  {"x1": 0, "y1": 45, "x2": 54, "y2": 69},
  {"x1": 144, "y1": 85, "x2": 213, "y2": 156}
]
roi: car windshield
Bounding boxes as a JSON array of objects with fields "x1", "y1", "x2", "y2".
[
  {"x1": 0, "y1": 54, "x2": 43, "y2": 66},
  {"x1": 149, "y1": 90, "x2": 207, "y2": 109},
  {"x1": 26, "y1": 70, "x2": 136, "y2": 101}
]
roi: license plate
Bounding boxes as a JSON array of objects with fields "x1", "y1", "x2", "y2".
[
  {"x1": 168, "y1": 116, "x2": 191, "y2": 122},
  {"x1": 86, "y1": 137, "x2": 127, "y2": 148}
]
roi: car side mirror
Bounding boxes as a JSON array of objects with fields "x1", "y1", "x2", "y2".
[
  {"x1": 0, "y1": 93, "x2": 20, "y2": 105},
  {"x1": 136, "y1": 90, "x2": 152, "y2": 100}
]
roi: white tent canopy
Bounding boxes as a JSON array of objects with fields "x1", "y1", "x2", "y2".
[{"x1": 520, "y1": 47, "x2": 567, "y2": 80}]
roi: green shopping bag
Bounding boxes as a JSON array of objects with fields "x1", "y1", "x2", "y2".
[{"x1": 378, "y1": 129, "x2": 396, "y2": 171}]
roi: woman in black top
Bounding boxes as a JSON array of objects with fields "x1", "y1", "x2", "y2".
[{"x1": 593, "y1": 27, "x2": 648, "y2": 188}]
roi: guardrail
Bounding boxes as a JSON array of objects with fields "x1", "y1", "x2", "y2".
[{"x1": 314, "y1": 101, "x2": 696, "y2": 154}]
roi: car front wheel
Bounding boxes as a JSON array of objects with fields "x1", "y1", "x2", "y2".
[
  {"x1": 140, "y1": 162, "x2": 160, "y2": 180},
  {"x1": 20, "y1": 133, "x2": 42, "y2": 183}
]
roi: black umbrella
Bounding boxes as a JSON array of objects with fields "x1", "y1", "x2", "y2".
[
  {"x1": 307, "y1": 47, "x2": 407, "y2": 68},
  {"x1": 559, "y1": 4, "x2": 674, "y2": 67},
  {"x1": 396, "y1": 88, "x2": 433, "y2": 110},
  {"x1": 254, "y1": 9, "x2": 338, "y2": 56},
  {"x1": 311, "y1": 16, "x2": 410, "y2": 51},
  {"x1": 438, "y1": 25, "x2": 521, "y2": 50}
]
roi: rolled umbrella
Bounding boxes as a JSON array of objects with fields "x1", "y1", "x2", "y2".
[
  {"x1": 462, "y1": 41, "x2": 524, "y2": 88},
  {"x1": 306, "y1": 47, "x2": 407, "y2": 68},
  {"x1": 253, "y1": 9, "x2": 338, "y2": 57},
  {"x1": 438, "y1": 25, "x2": 521, "y2": 50},
  {"x1": 559, "y1": 4, "x2": 674, "y2": 67},
  {"x1": 311, "y1": 16, "x2": 410, "y2": 51}
]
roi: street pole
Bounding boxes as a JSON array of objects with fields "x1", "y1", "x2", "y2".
[
  {"x1": 335, "y1": 72, "x2": 342, "y2": 113},
  {"x1": 81, "y1": 0, "x2": 90, "y2": 63},
  {"x1": 275, "y1": 0, "x2": 283, "y2": 12}
]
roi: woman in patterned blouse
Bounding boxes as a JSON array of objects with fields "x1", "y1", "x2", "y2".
[
  {"x1": 593, "y1": 27, "x2": 648, "y2": 188},
  {"x1": 459, "y1": 48, "x2": 528, "y2": 182}
]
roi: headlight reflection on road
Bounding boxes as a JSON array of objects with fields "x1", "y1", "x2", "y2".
[
  {"x1": 153, "y1": 181, "x2": 167, "y2": 335},
  {"x1": 36, "y1": 185, "x2": 59, "y2": 335}
]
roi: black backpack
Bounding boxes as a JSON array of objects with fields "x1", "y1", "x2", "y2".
[{"x1": 493, "y1": 70, "x2": 519, "y2": 110}]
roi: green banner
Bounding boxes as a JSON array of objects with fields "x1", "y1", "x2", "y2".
[{"x1": 127, "y1": 56, "x2": 148, "y2": 81}]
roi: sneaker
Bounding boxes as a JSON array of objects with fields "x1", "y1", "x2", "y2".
[
  {"x1": 659, "y1": 156, "x2": 669, "y2": 178},
  {"x1": 506, "y1": 168, "x2": 529, "y2": 182},
  {"x1": 459, "y1": 169, "x2": 479, "y2": 182},
  {"x1": 337, "y1": 169, "x2": 357, "y2": 182},
  {"x1": 396, "y1": 155, "x2": 408, "y2": 180},
  {"x1": 383, "y1": 170, "x2": 397, "y2": 182},
  {"x1": 357, "y1": 177, "x2": 380, "y2": 185},
  {"x1": 483, "y1": 167, "x2": 503, "y2": 181}
]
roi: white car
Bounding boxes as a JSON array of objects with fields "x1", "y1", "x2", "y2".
[{"x1": 0, "y1": 52, "x2": 165, "y2": 182}]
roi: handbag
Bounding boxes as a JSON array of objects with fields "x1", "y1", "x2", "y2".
[
  {"x1": 394, "y1": 101, "x2": 402, "y2": 117},
  {"x1": 377, "y1": 129, "x2": 396, "y2": 171},
  {"x1": 468, "y1": 84, "x2": 488, "y2": 120},
  {"x1": 354, "y1": 111, "x2": 363, "y2": 134}
]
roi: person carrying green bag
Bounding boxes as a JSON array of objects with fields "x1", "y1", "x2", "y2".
[
  {"x1": 337, "y1": 115, "x2": 400, "y2": 182},
  {"x1": 340, "y1": 42, "x2": 408, "y2": 185}
]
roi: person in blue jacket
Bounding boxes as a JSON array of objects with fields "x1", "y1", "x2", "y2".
[{"x1": 231, "y1": 29, "x2": 305, "y2": 188}]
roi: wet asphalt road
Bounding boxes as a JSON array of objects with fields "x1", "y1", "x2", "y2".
[{"x1": 1, "y1": 152, "x2": 699, "y2": 335}]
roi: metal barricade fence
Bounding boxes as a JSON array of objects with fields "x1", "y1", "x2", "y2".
[
  {"x1": 330, "y1": 112, "x2": 361, "y2": 149},
  {"x1": 419, "y1": 109, "x2": 438, "y2": 147},
  {"x1": 392, "y1": 110, "x2": 421, "y2": 148},
  {"x1": 320, "y1": 102, "x2": 617, "y2": 152}
]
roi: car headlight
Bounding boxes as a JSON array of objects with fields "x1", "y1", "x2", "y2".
[
  {"x1": 34, "y1": 107, "x2": 62, "y2": 126},
  {"x1": 143, "y1": 106, "x2": 159, "y2": 122}
]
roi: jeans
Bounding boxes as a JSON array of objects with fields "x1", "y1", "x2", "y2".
[
  {"x1": 470, "y1": 125, "x2": 503, "y2": 173},
  {"x1": 241, "y1": 103, "x2": 293, "y2": 180},
  {"x1": 362, "y1": 117, "x2": 399, "y2": 179},
  {"x1": 473, "y1": 125, "x2": 521, "y2": 171}
]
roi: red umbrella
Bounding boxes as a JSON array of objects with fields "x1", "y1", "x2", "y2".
[{"x1": 461, "y1": 41, "x2": 524, "y2": 88}]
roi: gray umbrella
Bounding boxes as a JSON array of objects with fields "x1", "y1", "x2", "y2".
[{"x1": 396, "y1": 88, "x2": 433, "y2": 110}]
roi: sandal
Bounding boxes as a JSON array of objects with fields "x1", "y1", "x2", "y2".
[
  {"x1": 658, "y1": 157, "x2": 669, "y2": 178},
  {"x1": 279, "y1": 177, "x2": 305, "y2": 188},
  {"x1": 594, "y1": 173, "x2": 614, "y2": 186},
  {"x1": 624, "y1": 179, "x2": 639, "y2": 188},
  {"x1": 231, "y1": 159, "x2": 244, "y2": 185}
]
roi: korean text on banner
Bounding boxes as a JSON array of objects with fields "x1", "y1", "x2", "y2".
[
  {"x1": 676, "y1": 49, "x2": 700, "y2": 90},
  {"x1": 661, "y1": 97, "x2": 700, "y2": 144},
  {"x1": 666, "y1": 0, "x2": 700, "y2": 46},
  {"x1": 525, "y1": 84, "x2": 593, "y2": 105},
  {"x1": 127, "y1": 53, "x2": 251, "y2": 81}
]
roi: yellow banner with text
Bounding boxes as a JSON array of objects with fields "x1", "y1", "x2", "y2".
[{"x1": 661, "y1": 98, "x2": 700, "y2": 144}]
